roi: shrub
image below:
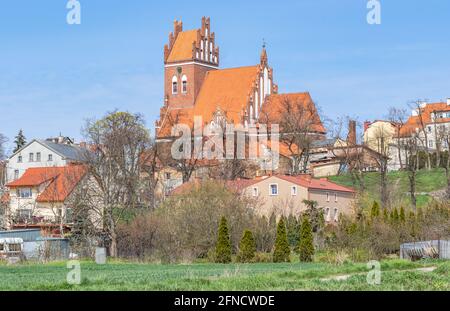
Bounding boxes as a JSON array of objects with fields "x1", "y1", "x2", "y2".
[
  {"x1": 237, "y1": 230, "x2": 257, "y2": 263},
  {"x1": 399, "y1": 206, "x2": 406, "y2": 222},
  {"x1": 370, "y1": 201, "x2": 380, "y2": 218},
  {"x1": 298, "y1": 217, "x2": 315, "y2": 262},
  {"x1": 273, "y1": 218, "x2": 291, "y2": 262},
  {"x1": 215, "y1": 216, "x2": 232, "y2": 263}
]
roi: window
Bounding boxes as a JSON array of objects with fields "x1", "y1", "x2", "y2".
[
  {"x1": 334, "y1": 208, "x2": 339, "y2": 222},
  {"x1": 291, "y1": 186, "x2": 297, "y2": 196},
  {"x1": 165, "y1": 172, "x2": 171, "y2": 180},
  {"x1": 18, "y1": 209, "x2": 32, "y2": 221},
  {"x1": 429, "y1": 140, "x2": 434, "y2": 148},
  {"x1": 0, "y1": 243, "x2": 4, "y2": 251},
  {"x1": 325, "y1": 208, "x2": 331, "y2": 222},
  {"x1": 252, "y1": 187, "x2": 259, "y2": 197},
  {"x1": 36, "y1": 152, "x2": 41, "y2": 162},
  {"x1": 48, "y1": 154, "x2": 53, "y2": 161},
  {"x1": 17, "y1": 156, "x2": 22, "y2": 163},
  {"x1": 181, "y1": 75, "x2": 188, "y2": 93},
  {"x1": 427, "y1": 126, "x2": 432, "y2": 133},
  {"x1": 335, "y1": 193, "x2": 338, "y2": 202},
  {"x1": 17, "y1": 188, "x2": 32, "y2": 198},
  {"x1": 172, "y1": 76, "x2": 178, "y2": 94},
  {"x1": 7, "y1": 244, "x2": 21, "y2": 252},
  {"x1": 326, "y1": 192, "x2": 330, "y2": 202},
  {"x1": 29, "y1": 153, "x2": 34, "y2": 162},
  {"x1": 270, "y1": 184, "x2": 278, "y2": 196},
  {"x1": 14, "y1": 170, "x2": 19, "y2": 180},
  {"x1": 65, "y1": 208, "x2": 73, "y2": 224}
]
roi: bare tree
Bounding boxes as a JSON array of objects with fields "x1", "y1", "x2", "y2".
[
  {"x1": 404, "y1": 135, "x2": 419, "y2": 209},
  {"x1": 410, "y1": 100, "x2": 432, "y2": 170},
  {"x1": 260, "y1": 97, "x2": 322, "y2": 175},
  {"x1": 436, "y1": 125, "x2": 450, "y2": 198},
  {"x1": 387, "y1": 107, "x2": 407, "y2": 170},
  {"x1": 83, "y1": 111, "x2": 151, "y2": 257}
]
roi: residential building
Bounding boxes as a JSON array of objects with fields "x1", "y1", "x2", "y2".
[
  {"x1": 172, "y1": 175, "x2": 356, "y2": 222},
  {"x1": 4, "y1": 165, "x2": 88, "y2": 235},
  {"x1": 6, "y1": 137, "x2": 88, "y2": 183}
]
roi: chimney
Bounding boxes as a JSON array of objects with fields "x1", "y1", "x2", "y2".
[
  {"x1": 364, "y1": 121, "x2": 371, "y2": 132},
  {"x1": 347, "y1": 120, "x2": 357, "y2": 146},
  {"x1": 447, "y1": 98, "x2": 450, "y2": 106}
]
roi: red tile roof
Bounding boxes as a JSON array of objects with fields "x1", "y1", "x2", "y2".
[
  {"x1": 260, "y1": 92, "x2": 326, "y2": 134},
  {"x1": 167, "y1": 30, "x2": 198, "y2": 63},
  {"x1": 400, "y1": 102, "x2": 450, "y2": 137},
  {"x1": 6, "y1": 166, "x2": 87, "y2": 203},
  {"x1": 276, "y1": 175, "x2": 355, "y2": 193}
]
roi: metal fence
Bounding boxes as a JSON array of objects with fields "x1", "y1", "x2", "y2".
[{"x1": 400, "y1": 240, "x2": 450, "y2": 260}]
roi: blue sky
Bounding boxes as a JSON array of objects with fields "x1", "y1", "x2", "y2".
[{"x1": 0, "y1": 0, "x2": 449, "y2": 153}]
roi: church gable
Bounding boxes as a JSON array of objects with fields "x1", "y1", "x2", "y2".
[{"x1": 164, "y1": 17, "x2": 219, "y2": 66}]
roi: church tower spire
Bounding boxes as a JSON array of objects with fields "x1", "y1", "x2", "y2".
[{"x1": 260, "y1": 40, "x2": 268, "y2": 67}]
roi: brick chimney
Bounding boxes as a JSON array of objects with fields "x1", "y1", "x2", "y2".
[{"x1": 347, "y1": 120, "x2": 357, "y2": 146}]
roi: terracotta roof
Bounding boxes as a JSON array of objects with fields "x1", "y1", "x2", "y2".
[
  {"x1": 193, "y1": 66, "x2": 260, "y2": 125},
  {"x1": 260, "y1": 92, "x2": 326, "y2": 134},
  {"x1": 400, "y1": 102, "x2": 450, "y2": 137},
  {"x1": 167, "y1": 30, "x2": 198, "y2": 63},
  {"x1": 6, "y1": 166, "x2": 87, "y2": 203},
  {"x1": 157, "y1": 66, "x2": 260, "y2": 138},
  {"x1": 277, "y1": 175, "x2": 355, "y2": 193}
]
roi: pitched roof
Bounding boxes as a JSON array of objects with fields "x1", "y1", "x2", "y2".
[
  {"x1": 157, "y1": 66, "x2": 260, "y2": 138},
  {"x1": 38, "y1": 140, "x2": 88, "y2": 162},
  {"x1": 9, "y1": 139, "x2": 88, "y2": 162},
  {"x1": 260, "y1": 92, "x2": 326, "y2": 134},
  {"x1": 193, "y1": 66, "x2": 260, "y2": 125},
  {"x1": 277, "y1": 175, "x2": 355, "y2": 193},
  {"x1": 400, "y1": 102, "x2": 450, "y2": 137},
  {"x1": 167, "y1": 30, "x2": 198, "y2": 63},
  {"x1": 6, "y1": 166, "x2": 87, "y2": 203}
]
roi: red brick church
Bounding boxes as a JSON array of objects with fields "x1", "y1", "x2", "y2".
[{"x1": 155, "y1": 17, "x2": 325, "y2": 140}]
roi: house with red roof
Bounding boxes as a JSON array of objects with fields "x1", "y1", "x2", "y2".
[
  {"x1": 4, "y1": 165, "x2": 88, "y2": 234},
  {"x1": 172, "y1": 175, "x2": 356, "y2": 222}
]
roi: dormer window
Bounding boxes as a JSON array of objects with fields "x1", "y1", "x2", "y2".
[
  {"x1": 181, "y1": 75, "x2": 188, "y2": 94},
  {"x1": 172, "y1": 76, "x2": 178, "y2": 94}
]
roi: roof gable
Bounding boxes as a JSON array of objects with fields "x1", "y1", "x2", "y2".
[
  {"x1": 6, "y1": 166, "x2": 87, "y2": 203},
  {"x1": 260, "y1": 93, "x2": 326, "y2": 134},
  {"x1": 167, "y1": 30, "x2": 198, "y2": 63}
]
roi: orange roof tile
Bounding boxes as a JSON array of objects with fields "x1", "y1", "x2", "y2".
[
  {"x1": 277, "y1": 175, "x2": 355, "y2": 193},
  {"x1": 260, "y1": 93, "x2": 326, "y2": 134},
  {"x1": 167, "y1": 30, "x2": 198, "y2": 63},
  {"x1": 400, "y1": 102, "x2": 450, "y2": 137},
  {"x1": 7, "y1": 166, "x2": 87, "y2": 203},
  {"x1": 193, "y1": 66, "x2": 260, "y2": 125}
]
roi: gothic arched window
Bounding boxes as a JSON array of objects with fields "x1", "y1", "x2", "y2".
[{"x1": 172, "y1": 76, "x2": 178, "y2": 94}]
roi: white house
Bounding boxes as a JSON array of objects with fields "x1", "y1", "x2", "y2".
[{"x1": 6, "y1": 138, "x2": 88, "y2": 184}]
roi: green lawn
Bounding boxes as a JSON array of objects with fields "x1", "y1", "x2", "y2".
[
  {"x1": 0, "y1": 259, "x2": 448, "y2": 291},
  {"x1": 329, "y1": 169, "x2": 448, "y2": 207}
]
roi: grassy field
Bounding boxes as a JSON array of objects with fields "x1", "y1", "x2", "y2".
[
  {"x1": 329, "y1": 168, "x2": 448, "y2": 207},
  {"x1": 0, "y1": 259, "x2": 448, "y2": 291}
]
